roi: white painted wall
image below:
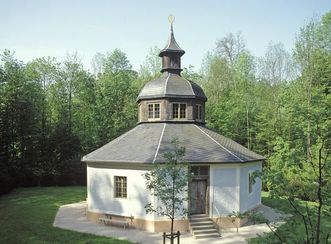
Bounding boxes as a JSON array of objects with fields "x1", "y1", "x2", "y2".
[
  {"x1": 87, "y1": 162, "x2": 262, "y2": 221},
  {"x1": 239, "y1": 162, "x2": 262, "y2": 212},
  {"x1": 210, "y1": 162, "x2": 262, "y2": 217},
  {"x1": 210, "y1": 165, "x2": 240, "y2": 217},
  {"x1": 87, "y1": 165, "x2": 155, "y2": 220}
]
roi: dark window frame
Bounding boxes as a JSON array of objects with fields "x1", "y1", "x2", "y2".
[
  {"x1": 173, "y1": 103, "x2": 186, "y2": 119},
  {"x1": 114, "y1": 176, "x2": 127, "y2": 198},
  {"x1": 195, "y1": 104, "x2": 202, "y2": 121},
  {"x1": 147, "y1": 103, "x2": 161, "y2": 120}
]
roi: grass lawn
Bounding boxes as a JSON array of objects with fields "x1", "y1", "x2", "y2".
[
  {"x1": 0, "y1": 186, "x2": 132, "y2": 244},
  {"x1": 249, "y1": 192, "x2": 331, "y2": 243}
]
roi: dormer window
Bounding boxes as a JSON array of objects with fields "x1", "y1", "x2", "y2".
[
  {"x1": 195, "y1": 104, "x2": 202, "y2": 121},
  {"x1": 148, "y1": 103, "x2": 160, "y2": 120},
  {"x1": 173, "y1": 103, "x2": 186, "y2": 119}
]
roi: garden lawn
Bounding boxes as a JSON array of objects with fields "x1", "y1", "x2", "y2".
[
  {"x1": 0, "y1": 186, "x2": 132, "y2": 244},
  {"x1": 249, "y1": 192, "x2": 331, "y2": 243}
]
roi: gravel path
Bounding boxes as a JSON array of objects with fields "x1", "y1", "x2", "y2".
[{"x1": 53, "y1": 202, "x2": 288, "y2": 244}]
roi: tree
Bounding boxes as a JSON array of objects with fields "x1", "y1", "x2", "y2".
[
  {"x1": 294, "y1": 20, "x2": 319, "y2": 161},
  {"x1": 0, "y1": 50, "x2": 44, "y2": 187},
  {"x1": 138, "y1": 46, "x2": 161, "y2": 80},
  {"x1": 263, "y1": 131, "x2": 330, "y2": 243},
  {"x1": 260, "y1": 12, "x2": 331, "y2": 244},
  {"x1": 257, "y1": 41, "x2": 297, "y2": 85},
  {"x1": 215, "y1": 31, "x2": 246, "y2": 65},
  {"x1": 25, "y1": 57, "x2": 60, "y2": 185},
  {"x1": 93, "y1": 49, "x2": 137, "y2": 146},
  {"x1": 144, "y1": 139, "x2": 190, "y2": 244}
]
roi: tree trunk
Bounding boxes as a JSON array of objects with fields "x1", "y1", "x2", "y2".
[
  {"x1": 68, "y1": 79, "x2": 72, "y2": 136},
  {"x1": 246, "y1": 106, "x2": 250, "y2": 150},
  {"x1": 170, "y1": 218, "x2": 174, "y2": 244},
  {"x1": 306, "y1": 67, "x2": 312, "y2": 162},
  {"x1": 316, "y1": 146, "x2": 323, "y2": 244},
  {"x1": 171, "y1": 173, "x2": 175, "y2": 244}
]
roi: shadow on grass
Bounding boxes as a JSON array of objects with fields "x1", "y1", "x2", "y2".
[{"x1": 0, "y1": 186, "x2": 133, "y2": 244}]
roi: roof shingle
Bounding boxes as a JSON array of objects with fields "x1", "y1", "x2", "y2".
[
  {"x1": 82, "y1": 123, "x2": 264, "y2": 164},
  {"x1": 137, "y1": 73, "x2": 207, "y2": 102}
]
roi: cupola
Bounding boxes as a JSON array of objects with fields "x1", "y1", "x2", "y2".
[
  {"x1": 159, "y1": 18, "x2": 185, "y2": 75},
  {"x1": 137, "y1": 16, "x2": 207, "y2": 124}
]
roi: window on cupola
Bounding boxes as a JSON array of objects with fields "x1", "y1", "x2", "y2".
[
  {"x1": 173, "y1": 103, "x2": 186, "y2": 119},
  {"x1": 148, "y1": 103, "x2": 160, "y2": 120},
  {"x1": 195, "y1": 104, "x2": 202, "y2": 121}
]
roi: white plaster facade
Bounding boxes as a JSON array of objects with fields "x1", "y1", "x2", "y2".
[
  {"x1": 87, "y1": 163, "x2": 155, "y2": 220},
  {"x1": 209, "y1": 162, "x2": 262, "y2": 219},
  {"x1": 87, "y1": 161, "x2": 262, "y2": 223}
]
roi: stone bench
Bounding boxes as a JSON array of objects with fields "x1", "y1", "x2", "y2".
[{"x1": 98, "y1": 215, "x2": 133, "y2": 229}]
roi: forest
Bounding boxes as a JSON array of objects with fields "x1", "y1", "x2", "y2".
[{"x1": 0, "y1": 11, "x2": 330, "y2": 208}]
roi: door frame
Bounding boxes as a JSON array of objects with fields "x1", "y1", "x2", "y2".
[{"x1": 189, "y1": 166, "x2": 210, "y2": 216}]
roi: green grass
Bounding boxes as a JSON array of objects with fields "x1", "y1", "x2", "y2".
[
  {"x1": 248, "y1": 192, "x2": 331, "y2": 243},
  {"x1": 0, "y1": 186, "x2": 132, "y2": 244},
  {"x1": 3, "y1": 188, "x2": 330, "y2": 244}
]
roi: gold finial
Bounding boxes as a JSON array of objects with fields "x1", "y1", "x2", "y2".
[{"x1": 168, "y1": 15, "x2": 175, "y2": 24}]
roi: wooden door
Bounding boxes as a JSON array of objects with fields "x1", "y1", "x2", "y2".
[{"x1": 190, "y1": 180, "x2": 207, "y2": 214}]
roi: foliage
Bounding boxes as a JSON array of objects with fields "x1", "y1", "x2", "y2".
[
  {"x1": 227, "y1": 209, "x2": 268, "y2": 232},
  {"x1": 198, "y1": 12, "x2": 330, "y2": 243},
  {"x1": 143, "y1": 139, "x2": 190, "y2": 242},
  {"x1": 245, "y1": 210, "x2": 268, "y2": 225},
  {"x1": 228, "y1": 211, "x2": 247, "y2": 232},
  {"x1": 0, "y1": 48, "x2": 138, "y2": 193},
  {"x1": 249, "y1": 192, "x2": 331, "y2": 244},
  {"x1": 0, "y1": 186, "x2": 132, "y2": 243},
  {"x1": 138, "y1": 46, "x2": 161, "y2": 80}
]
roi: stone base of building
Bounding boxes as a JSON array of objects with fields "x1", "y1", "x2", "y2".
[
  {"x1": 86, "y1": 209, "x2": 189, "y2": 232},
  {"x1": 87, "y1": 208, "x2": 248, "y2": 232},
  {"x1": 212, "y1": 216, "x2": 248, "y2": 229}
]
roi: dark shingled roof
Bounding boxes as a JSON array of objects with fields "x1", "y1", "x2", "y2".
[
  {"x1": 82, "y1": 123, "x2": 265, "y2": 164},
  {"x1": 137, "y1": 72, "x2": 207, "y2": 102}
]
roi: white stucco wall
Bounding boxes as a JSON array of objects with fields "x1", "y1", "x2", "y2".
[
  {"x1": 239, "y1": 162, "x2": 262, "y2": 212},
  {"x1": 87, "y1": 164, "x2": 155, "y2": 220},
  {"x1": 210, "y1": 165, "x2": 240, "y2": 217},
  {"x1": 210, "y1": 162, "x2": 262, "y2": 218},
  {"x1": 87, "y1": 161, "x2": 262, "y2": 221}
]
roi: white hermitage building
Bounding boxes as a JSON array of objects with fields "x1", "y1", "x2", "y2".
[{"x1": 82, "y1": 22, "x2": 264, "y2": 234}]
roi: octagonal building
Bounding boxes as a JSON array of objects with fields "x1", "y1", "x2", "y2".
[{"x1": 82, "y1": 22, "x2": 264, "y2": 233}]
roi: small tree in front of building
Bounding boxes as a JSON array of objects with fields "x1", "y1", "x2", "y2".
[{"x1": 144, "y1": 138, "x2": 190, "y2": 244}]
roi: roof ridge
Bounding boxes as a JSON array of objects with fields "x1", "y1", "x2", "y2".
[
  {"x1": 82, "y1": 126, "x2": 139, "y2": 161},
  {"x1": 152, "y1": 123, "x2": 167, "y2": 163},
  {"x1": 194, "y1": 125, "x2": 244, "y2": 162},
  {"x1": 164, "y1": 73, "x2": 171, "y2": 95},
  {"x1": 182, "y1": 76, "x2": 195, "y2": 95},
  {"x1": 203, "y1": 126, "x2": 265, "y2": 160}
]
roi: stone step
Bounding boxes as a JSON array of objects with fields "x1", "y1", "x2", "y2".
[
  {"x1": 193, "y1": 229, "x2": 220, "y2": 235},
  {"x1": 189, "y1": 214, "x2": 220, "y2": 239},
  {"x1": 190, "y1": 214, "x2": 209, "y2": 219},
  {"x1": 189, "y1": 220, "x2": 214, "y2": 226},
  {"x1": 195, "y1": 233, "x2": 221, "y2": 239},
  {"x1": 191, "y1": 225, "x2": 215, "y2": 230},
  {"x1": 189, "y1": 217, "x2": 211, "y2": 222}
]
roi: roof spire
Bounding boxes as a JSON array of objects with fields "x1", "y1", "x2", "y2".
[
  {"x1": 169, "y1": 14, "x2": 175, "y2": 34},
  {"x1": 159, "y1": 15, "x2": 185, "y2": 75}
]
